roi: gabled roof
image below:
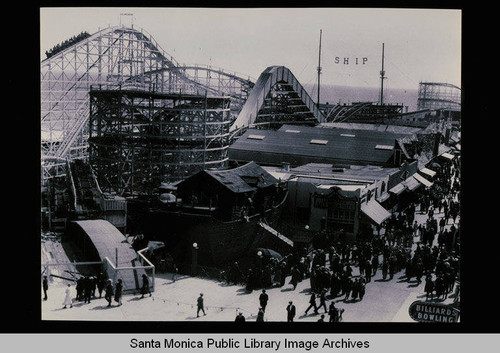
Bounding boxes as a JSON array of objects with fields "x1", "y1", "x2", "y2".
[{"x1": 203, "y1": 161, "x2": 278, "y2": 194}]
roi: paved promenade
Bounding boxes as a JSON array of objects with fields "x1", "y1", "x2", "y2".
[{"x1": 41, "y1": 203, "x2": 459, "y2": 323}]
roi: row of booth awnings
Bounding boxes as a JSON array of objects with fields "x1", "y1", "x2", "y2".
[
  {"x1": 388, "y1": 149, "x2": 458, "y2": 196},
  {"x1": 388, "y1": 172, "x2": 432, "y2": 196},
  {"x1": 364, "y1": 169, "x2": 433, "y2": 225},
  {"x1": 362, "y1": 150, "x2": 457, "y2": 226}
]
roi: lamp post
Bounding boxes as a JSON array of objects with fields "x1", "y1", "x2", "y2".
[
  {"x1": 191, "y1": 242, "x2": 199, "y2": 276},
  {"x1": 257, "y1": 250, "x2": 263, "y2": 270}
]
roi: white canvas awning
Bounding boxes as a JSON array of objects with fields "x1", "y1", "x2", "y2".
[
  {"x1": 402, "y1": 176, "x2": 421, "y2": 191},
  {"x1": 420, "y1": 167, "x2": 436, "y2": 178},
  {"x1": 389, "y1": 182, "x2": 406, "y2": 195},
  {"x1": 414, "y1": 173, "x2": 433, "y2": 188},
  {"x1": 440, "y1": 152, "x2": 455, "y2": 160},
  {"x1": 361, "y1": 199, "x2": 391, "y2": 225}
]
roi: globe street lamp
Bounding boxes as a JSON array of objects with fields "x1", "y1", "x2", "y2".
[
  {"x1": 257, "y1": 250, "x2": 263, "y2": 270},
  {"x1": 191, "y1": 242, "x2": 199, "y2": 276}
]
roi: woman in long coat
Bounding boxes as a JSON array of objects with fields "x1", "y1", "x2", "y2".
[
  {"x1": 114, "y1": 279, "x2": 123, "y2": 306},
  {"x1": 62, "y1": 284, "x2": 73, "y2": 309}
]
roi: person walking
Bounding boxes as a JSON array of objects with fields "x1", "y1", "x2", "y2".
[
  {"x1": 105, "y1": 279, "x2": 114, "y2": 307},
  {"x1": 140, "y1": 274, "x2": 151, "y2": 298},
  {"x1": 42, "y1": 275, "x2": 49, "y2": 301},
  {"x1": 259, "y1": 289, "x2": 269, "y2": 312},
  {"x1": 286, "y1": 301, "x2": 296, "y2": 322},
  {"x1": 62, "y1": 284, "x2": 73, "y2": 309},
  {"x1": 114, "y1": 278, "x2": 123, "y2": 306},
  {"x1": 318, "y1": 290, "x2": 328, "y2": 313},
  {"x1": 305, "y1": 292, "x2": 318, "y2": 315},
  {"x1": 197, "y1": 293, "x2": 206, "y2": 317}
]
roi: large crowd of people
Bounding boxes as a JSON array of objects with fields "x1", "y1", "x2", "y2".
[{"x1": 221, "y1": 152, "x2": 461, "y2": 320}]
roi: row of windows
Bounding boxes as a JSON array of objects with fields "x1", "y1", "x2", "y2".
[{"x1": 327, "y1": 209, "x2": 355, "y2": 223}]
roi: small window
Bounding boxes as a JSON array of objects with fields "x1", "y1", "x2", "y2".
[
  {"x1": 285, "y1": 129, "x2": 300, "y2": 133},
  {"x1": 340, "y1": 133, "x2": 355, "y2": 137},
  {"x1": 247, "y1": 134, "x2": 265, "y2": 140},
  {"x1": 310, "y1": 139, "x2": 328, "y2": 145}
]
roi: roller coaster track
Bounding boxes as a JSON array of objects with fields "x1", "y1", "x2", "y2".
[
  {"x1": 231, "y1": 66, "x2": 325, "y2": 131},
  {"x1": 41, "y1": 25, "x2": 254, "y2": 180},
  {"x1": 417, "y1": 82, "x2": 461, "y2": 110},
  {"x1": 326, "y1": 102, "x2": 373, "y2": 122},
  {"x1": 130, "y1": 64, "x2": 255, "y2": 115}
]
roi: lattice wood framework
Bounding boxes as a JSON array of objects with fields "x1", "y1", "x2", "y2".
[
  {"x1": 417, "y1": 82, "x2": 461, "y2": 111},
  {"x1": 158, "y1": 65, "x2": 254, "y2": 116},
  {"x1": 88, "y1": 88, "x2": 231, "y2": 196},
  {"x1": 41, "y1": 25, "x2": 253, "y2": 181}
]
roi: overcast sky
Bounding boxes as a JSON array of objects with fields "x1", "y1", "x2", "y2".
[{"x1": 40, "y1": 7, "x2": 461, "y2": 90}]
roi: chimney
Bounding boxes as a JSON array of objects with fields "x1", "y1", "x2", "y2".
[
  {"x1": 433, "y1": 132, "x2": 441, "y2": 157},
  {"x1": 282, "y1": 162, "x2": 290, "y2": 172}
]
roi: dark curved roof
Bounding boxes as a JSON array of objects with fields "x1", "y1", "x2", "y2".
[
  {"x1": 72, "y1": 220, "x2": 146, "y2": 292},
  {"x1": 73, "y1": 219, "x2": 137, "y2": 266}
]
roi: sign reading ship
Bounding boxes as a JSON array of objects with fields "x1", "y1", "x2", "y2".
[{"x1": 408, "y1": 301, "x2": 460, "y2": 323}]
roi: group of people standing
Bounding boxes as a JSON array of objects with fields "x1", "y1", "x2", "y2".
[
  {"x1": 42, "y1": 272, "x2": 140, "y2": 309},
  {"x1": 58, "y1": 275, "x2": 123, "y2": 309}
]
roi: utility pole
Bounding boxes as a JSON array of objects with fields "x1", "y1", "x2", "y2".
[
  {"x1": 317, "y1": 29, "x2": 322, "y2": 109},
  {"x1": 379, "y1": 43, "x2": 386, "y2": 105}
]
